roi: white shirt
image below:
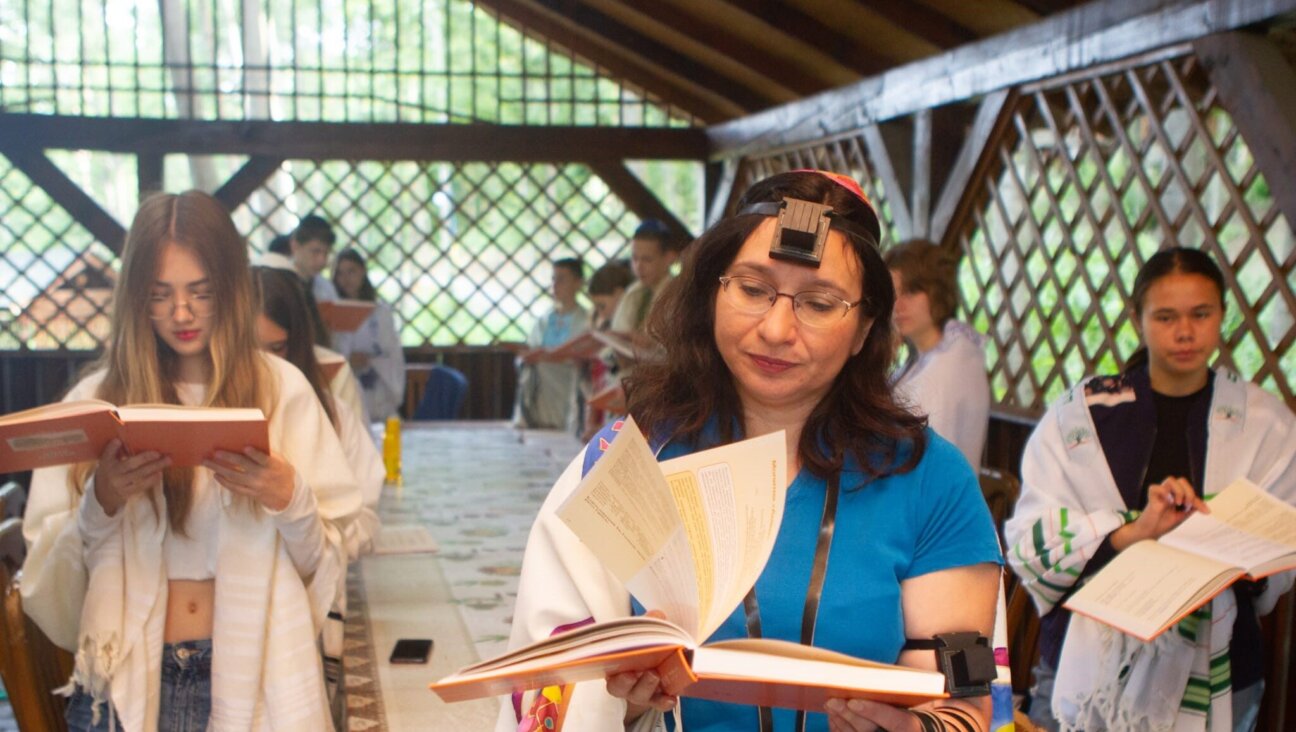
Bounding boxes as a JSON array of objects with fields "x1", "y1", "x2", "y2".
[{"x1": 894, "y1": 320, "x2": 990, "y2": 466}]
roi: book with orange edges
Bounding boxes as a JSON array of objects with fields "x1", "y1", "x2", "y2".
[
  {"x1": 317, "y1": 298, "x2": 375, "y2": 332},
  {"x1": 1064, "y1": 478, "x2": 1296, "y2": 641},
  {"x1": 317, "y1": 351, "x2": 346, "y2": 381},
  {"x1": 0, "y1": 399, "x2": 269, "y2": 471},
  {"x1": 431, "y1": 420, "x2": 948, "y2": 711}
]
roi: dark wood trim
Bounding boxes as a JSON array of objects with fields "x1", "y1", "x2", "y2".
[
  {"x1": 475, "y1": 0, "x2": 771, "y2": 118},
  {"x1": 931, "y1": 89, "x2": 1013, "y2": 244},
  {"x1": 853, "y1": 0, "x2": 978, "y2": 50},
  {"x1": 212, "y1": 156, "x2": 285, "y2": 212},
  {"x1": 714, "y1": 0, "x2": 890, "y2": 78},
  {"x1": 861, "y1": 124, "x2": 913, "y2": 240},
  {"x1": 587, "y1": 159, "x2": 692, "y2": 242},
  {"x1": 0, "y1": 147, "x2": 126, "y2": 253},
  {"x1": 1195, "y1": 31, "x2": 1296, "y2": 238},
  {"x1": 707, "y1": 0, "x2": 1296, "y2": 158},
  {"x1": 0, "y1": 114, "x2": 709, "y2": 162},
  {"x1": 137, "y1": 153, "x2": 164, "y2": 203}
]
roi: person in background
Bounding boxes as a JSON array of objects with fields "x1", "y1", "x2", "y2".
[
  {"x1": 514, "y1": 257, "x2": 588, "y2": 432},
  {"x1": 268, "y1": 230, "x2": 332, "y2": 347},
  {"x1": 331, "y1": 248, "x2": 405, "y2": 423},
  {"x1": 501, "y1": 171, "x2": 1001, "y2": 731},
  {"x1": 1006, "y1": 247, "x2": 1296, "y2": 732},
  {"x1": 22, "y1": 191, "x2": 361, "y2": 731},
  {"x1": 291, "y1": 214, "x2": 340, "y2": 303},
  {"x1": 609, "y1": 220, "x2": 678, "y2": 338},
  {"x1": 884, "y1": 239, "x2": 990, "y2": 467},
  {"x1": 581, "y1": 260, "x2": 633, "y2": 440}
]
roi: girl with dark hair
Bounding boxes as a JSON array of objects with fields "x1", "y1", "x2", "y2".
[
  {"x1": 1006, "y1": 247, "x2": 1296, "y2": 732},
  {"x1": 331, "y1": 248, "x2": 405, "y2": 422},
  {"x1": 500, "y1": 171, "x2": 1002, "y2": 732},
  {"x1": 22, "y1": 191, "x2": 362, "y2": 731},
  {"x1": 884, "y1": 239, "x2": 990, "y2": 467}
]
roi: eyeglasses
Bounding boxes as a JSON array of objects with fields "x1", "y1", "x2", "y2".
[
  {"x1": 718, "y1": 275, "x2": 862, "y2": 328},
  {"x1": 148, "y1": 290, "x2": 215, "y2": 320}
]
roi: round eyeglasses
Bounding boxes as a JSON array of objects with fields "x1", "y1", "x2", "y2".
[
  {"x1": 147, "y1": 291, "x2": 215, "y2": 320},
  {"x1": 718, "y1": 275, "x2": 862, "y2": 328}
]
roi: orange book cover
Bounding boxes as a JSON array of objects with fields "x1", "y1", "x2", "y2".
[
  {"x1": 317, "y1": 299, "x2": 375, "y2": 332},
  {"x1": 0, "y1": 400, "x2": 268, "y2": 472},
  {"x1": 317, "y1": 353, "x2": 346, "y2": 381}
]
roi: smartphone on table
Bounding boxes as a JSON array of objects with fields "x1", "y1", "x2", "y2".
[{"x1": 389, "y1": 638, "x2": 434, "y2": 664}]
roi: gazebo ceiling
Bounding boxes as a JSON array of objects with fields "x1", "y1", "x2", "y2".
[{"x1": 475, "y1": 0, "x2": 1092, "y2": 122}]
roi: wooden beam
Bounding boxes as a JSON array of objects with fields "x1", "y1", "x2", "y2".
[
  {"x1": 477, "y1": 0, "x2": 773, "y2": 117},
  {"x1": 931, "y1": 89, "x2": 1013, "y2": 243},
  {"x1": 704, "y1": 158, "x2": 740, "y2": 228},
  {"x1": 586, "y1": 159, "x2": 692, "y2": 242},
  {"x1": 911, "y1": 109, "x2": 933, "y2": 239},
  {"x1": 137, "y1": 153, "x2": 164, "y2": 203},
  {"x1": 862, "y1": 124, "x2": 914, "y2": 240},
  {"x1": 212, "y1": 156, "x2": 285, "y2": 212},
  {"x1": 1194, "y1": 31, "x2": 1296, "y2": 238},
  {"x1": 0, "y1": 114, "x2": 709, "y2": 162},
  {"x1": 0, "y1": 147, "x2": 126, "y2": 253},
  {"x1": 713, "y1": 0, "x2": 890, "y2": 78},
  {"x1": 592, "y1": 0, "x2": 829, "y2": 98},
  {"x1": 708, "y1": 0, "x2": 1296, "y2": 158},
  {"x1": 854, "y1": 0, "x2": 979, "y2": 50}
]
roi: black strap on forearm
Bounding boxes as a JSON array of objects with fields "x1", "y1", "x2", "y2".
[{"x1": 902, "y1": 633, "x2": 995, "y2": 698}]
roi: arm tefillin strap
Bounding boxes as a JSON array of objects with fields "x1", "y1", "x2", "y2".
[{"x1": 902, "y1": 632, "x2": 996, "y2": 698}]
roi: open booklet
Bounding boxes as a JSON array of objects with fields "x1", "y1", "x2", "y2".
[
  {"x1": 1064, "y1": 478, "x2": 1296, "y2": 642},
  {"x1": 0, "y1": 399, "x2": 269, "y2": 471},
  {"x1": 431, "y1": 419, "x2": 948, "y2": 711}
]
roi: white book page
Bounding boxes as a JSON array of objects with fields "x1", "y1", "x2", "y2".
[
  {"x1": 1065, "y1": 539, "x2": 1238, "y2": 640},
  {"x1": 1160, "y1": 512, "x2": 1296, "y2": 574},
  {"x1": 116, "y1": 406, "x2": 265, "y2": 422},
  {"x1": 557, "y1": 418, "x2": 702, "y2": 637},
  {"x1": 690, "y1": 646, "x2": 945, "y2": 695},
  {"x1": 657, "y1": 430, "x2": 786, "y2": 640},
  {"x1": 1197, "y1": 478, "x2": 1296, "y2": 549}
]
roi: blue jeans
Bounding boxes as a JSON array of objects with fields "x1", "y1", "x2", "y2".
[{"x1": 66, "y1": 639, "x2": 213, "y2": 732}]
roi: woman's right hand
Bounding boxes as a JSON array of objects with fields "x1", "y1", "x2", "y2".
[
  {"x1": 606, "y1": 669, "x2": 677, "y2": 723},
  {"x1": 93, "y1": 439, "x2": 169, "y2": 516},
  {"x1": 1111, "y1": 476, "x2": 1209, "y2": 551}
]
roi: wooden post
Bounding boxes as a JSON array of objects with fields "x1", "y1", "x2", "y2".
[
  {"x1": 138, "y1": 153, "x2": 164, "y2": 202},
  {"x1": 862, "y1": 124, "x2": 913, "y2": 240},
  {"x1": 931, "y1": 89, "x2": 1014, "y2": 245},
  {"x1": 911, "y1": 109, "x2": 932, "y2": 240},
  {"x1": 0, "y1": 148, "x2": 126, "y2": 253},
  {"x1": 586, "y1": 159, "x2": 692, "y2": 243}
]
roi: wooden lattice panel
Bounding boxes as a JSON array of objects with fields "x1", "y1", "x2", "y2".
[
  {"x1": 735, "y1": 136, "x2": 902, "y2": 246},
  {"x1": 953, "y1": 52, "x2": 1296, "y2": 413},
  {"x1": 233, "y1": 160, "x2": 643, "y2": 347},
  {"x1": 0, "y1": 158, "x2": 115, "y2": 350}
]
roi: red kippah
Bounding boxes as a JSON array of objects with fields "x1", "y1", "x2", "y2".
[{"x1": 790, "y1": 169, "x2": 871, "y2": 206}]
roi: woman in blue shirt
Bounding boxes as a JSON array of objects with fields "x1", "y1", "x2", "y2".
[{"x1": 500, "y1": 171, "x2": 1002, "y2": 732}]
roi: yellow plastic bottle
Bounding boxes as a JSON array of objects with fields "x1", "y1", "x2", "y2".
[{"x1": 382, "y1": 415, "x2": 402, "y2": 484}]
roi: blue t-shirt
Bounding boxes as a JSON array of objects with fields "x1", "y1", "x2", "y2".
[{"x1": 642, "y1": 430, "x2": 1002, "y2": 731}]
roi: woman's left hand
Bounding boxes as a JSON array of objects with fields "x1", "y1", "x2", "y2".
[
  {"x1": 204, "y1": 447, "x2": 296, "y2": 511},
  {"x1": 824, "y1": 699, "x2": 919, "y2": 732}
]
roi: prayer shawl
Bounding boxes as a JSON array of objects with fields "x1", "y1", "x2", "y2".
[
  {"x1": 894, "y1": 320, "x2": 990, "y2": 467},
  {"x1": 1004, "y1": 368, "x2": 1296, "y2": 731},
  {"x1": 22, "y1": 355, "x2": 363, "y2": 732}
]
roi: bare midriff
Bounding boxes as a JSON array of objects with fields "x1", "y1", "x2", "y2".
[{"x1": 163, "y1": 579, "x2": 215, "y2": 643}]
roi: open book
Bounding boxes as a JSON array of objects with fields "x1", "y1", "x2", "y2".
[
  {"x1": 1064, "y1": 478, "x2": 1296, "y2": 641},
  {"x1": 431, "y1": 420, "x2": 949, "y2": 711},
  {"x1": 317, "y1": 299, "x2": 375, "y2": 332},
  {"x1": 0, "y1": 399, "x2": 269, "y2": 471}
]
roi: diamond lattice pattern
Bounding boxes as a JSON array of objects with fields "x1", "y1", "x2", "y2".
[
  {"x1": 954, "y1": 54, "x2": 1296, "y2": 412},
  {"x1": 0, "y1": 158, "x2": 117, "y2": 350},
  {"x1": 232, "y1": 160, "x2": 641, "y2": 346}
]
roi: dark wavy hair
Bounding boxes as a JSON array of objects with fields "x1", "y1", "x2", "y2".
[
  {"x1": 626, "y1": 171, "x2": 927, "y2": 480},
  {"x1": 883, "y1": 239, "x2": 960, "y2": 328},
  {"x1": 253, "y1": 265, "x2": 337, "y2": 427},
  {"x1": 1125, "y1": 246, "x2": 1227, "y2": 371},
  {"x1": 333, "y1": 248, "x2": 378, "y2": 301}
]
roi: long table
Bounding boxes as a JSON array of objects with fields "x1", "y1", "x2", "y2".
[{"x1": 350, "y1": 422, "x2": 581, "y2": 731}]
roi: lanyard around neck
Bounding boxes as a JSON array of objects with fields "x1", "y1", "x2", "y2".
[{"x1": 740, "y1": 472, "x2": 841, "y2": 732}]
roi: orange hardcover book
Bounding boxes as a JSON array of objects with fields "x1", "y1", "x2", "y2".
[
  {"x1": 432, "y1": 422, "x2": 948, "y2": 713},
  {"x1": 430, "y1": 616, "x2": 945, "y2": 711},
  {"x1": 1064, "y1": 478, "x2": 1296, "y2": 641},
  {"x1": 317, "y1": 299, "x2": 375, "y2": 332},
  {"x1": 0, "y1": 399, "x2": 269, "y2": 472},
  {"x1": 317, "y1": 351, "x2": 347, "y2": 381}
]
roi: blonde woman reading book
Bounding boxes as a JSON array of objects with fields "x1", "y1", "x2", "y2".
[
  {"x1": 1005, "y1": 248, "x2": 1296, "y2": 732},
  {"x1": 500, "y1": 171, "x2": 1002, "y2": 732},
  {"x1": 22, "y1": 191, "x2": 363, "y2": 732}
]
